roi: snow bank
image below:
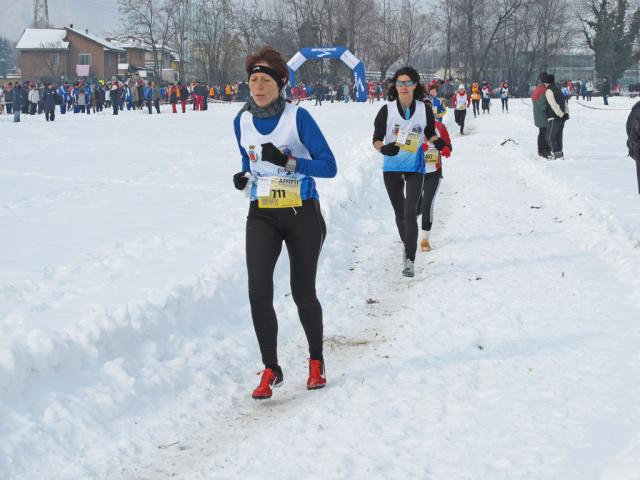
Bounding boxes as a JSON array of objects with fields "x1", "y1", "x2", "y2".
[{"x1": 0, "y1": 103, "x2": 380, "y2": 478}]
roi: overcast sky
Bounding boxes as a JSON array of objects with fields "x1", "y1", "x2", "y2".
[{"x1": 0, "y1": 0, "x2": 121, "y2": 41}]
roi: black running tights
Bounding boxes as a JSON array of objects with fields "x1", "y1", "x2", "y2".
[
  {"x1": 421, "y1": 171, "x2": 442, "y2": 231},
  {"x1": 246, "y1": 199, "x2": 326, "y2": 368},
  {"x1": 472, "y1": 100, "x2": 480, "y2": 116},
  {"x1": 383, "y1": 172, "x2": 424, "y2": 262}
]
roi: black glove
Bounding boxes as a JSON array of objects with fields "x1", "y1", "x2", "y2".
[
  {"x1": 233, "y1": 171, "x2": 249, "y2": 190},
  {"x1": 563, "y1": 113, "x2": 570, "y2": 121},
  {"x1": 433, "y1": 138, "x2": 447, "y2": 151},
  {"x1": 261, "y1": 142, "x2": 287, "y2": 167},
  {"x1": 380, "y1": 142, "x2": 400, "y2": 156}
]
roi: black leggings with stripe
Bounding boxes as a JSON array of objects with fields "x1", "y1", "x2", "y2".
[
  {"x1": 383, "y1": 171, "x2": 424, "y2": 262},
  {"x1": 246, "y1": 199, "x2": 326, "y2": 368}
]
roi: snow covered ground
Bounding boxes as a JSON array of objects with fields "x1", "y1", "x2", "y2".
[{"x1": 1, "y1": 96, "x2": 639, "y2": 479}]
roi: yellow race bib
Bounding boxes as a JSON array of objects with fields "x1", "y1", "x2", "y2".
[
  {"x1": 425, "y1": 148, "x2": 440, "y2": 164},
  {"x1": 395, "y1": 130, "x2": 421, "y2": 153},
  {"x1": 257, "y1": 177, "x2": 302, "y2": 209}
]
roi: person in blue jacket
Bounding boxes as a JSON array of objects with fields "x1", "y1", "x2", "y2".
[
  {"x1": 427, "y1": 81, "x2": 446, "y2": 123},
  {"x1": 232, "y1": 46, "x2": 337, "y2": 400},
  {"x1": 71, "y1": 84, "x2": 80, "y2": 113},
  {"x1": 123, "y1": 83, "x2": 133, "y2": 110},
  {"x1": 57, "y1": 84, "x2": 68, "y2": 114},
  {"x1": 373, "y1": 67, "x2": 443, "y2": 277},
  {"x1": 83, "y1": 83, "x2": 92, "y2": 115},
  {"x1": 144, "y1": 81, "x2": 153, "y2": 114}
]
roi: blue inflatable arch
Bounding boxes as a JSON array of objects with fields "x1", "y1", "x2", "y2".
[{"x1": 287, "y1": 47, "x2": 367, "y2": 102}]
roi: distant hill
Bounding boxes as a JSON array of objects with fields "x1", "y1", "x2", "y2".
[{"x1": 0, "y1": 0, "x2": 120, "y2": 41}]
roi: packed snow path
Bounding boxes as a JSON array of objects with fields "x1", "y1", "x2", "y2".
[{"x1": 1, "y1": 99, "x2": 640, "y2": 479}]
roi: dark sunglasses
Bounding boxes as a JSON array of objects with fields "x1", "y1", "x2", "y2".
[{"x1": 395, "y1": 80, "x2": 415, "y2": 87}]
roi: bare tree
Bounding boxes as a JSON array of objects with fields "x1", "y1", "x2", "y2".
[
  {"x1": 195, "y1": 0, "x2": 242, "y2": 83},
  {"x1": 369, "y1": 0, "x2": 401, "y2": 80},
  {"x1": 168, "y1": 0, "x2": 190, "y2": 80},
  {"x1": 117, "y1": 0, "x2": 172, "y2": 78},
  {"x1": 398, "y1": 0, "x2": 432, "y2": 65},
  {"x1": 233, "y1": 0, "x2": 265, "y2": 56},
  {"x1": 440, "y1": 0, "x2": 455, "y2": 79}
]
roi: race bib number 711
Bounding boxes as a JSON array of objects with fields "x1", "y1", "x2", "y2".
[{"x1": 257, "y1": 177, "x2": 302, "y2": 208}]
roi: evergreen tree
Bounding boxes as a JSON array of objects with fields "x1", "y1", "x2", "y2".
[
  {"x1": 582, "y1": 0, "x2": 640, "y2": 81},
  {"x1": 0, "y1": 37, "x2": 16, "y2": 77}
]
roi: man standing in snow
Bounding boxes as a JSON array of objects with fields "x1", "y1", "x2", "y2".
[
  {"x1": 625, "y1": 100, "x2": 640, "y2": 194},
  {"x1": 152, "y1": 81, "x2": 161, "y2": 114},
  {"x1": 95, "y1": 82, "x2": 105, "y2": 112},
  {"x1": 12, "y1": 82, "x2": 22, "y2": 122},
  {"x1": 545, "y1": 74, "x2": 569, "y2": 160},
  {"x1": 43, "y1": 83, "x2": 57, "y2": 122},
  {"x1": 532, "y1": 72, "x2": 551, "y2": 158},
  {"x1": 110, "y1": 80, "x2": 120, "y2": 115}
]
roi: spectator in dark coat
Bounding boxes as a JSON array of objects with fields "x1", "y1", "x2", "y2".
[
  {"x1": 179, "y1": 82, "x2": 189, "y2": 113},
  {"x1": 110, "y1": 81, "x2": 121, "y2": 115},
  {"x1": 12, "y1": 82, "x2": 23, "y2": 122},
  {"x1": 95, "y1": 84, "x2": 105, "y2": 112},
  {"x1": 136, "y1": 81, "x2": 145, "y2": 109},
  {"x1": 238, "y1": 80, "x2": 249, "y2": 102},
  {"x1": 203, "y1": 83, "x2": 209, "y2": 110},
  {"x1": 43, "y1": 82, "x2": 58, "y2": 122},
  {"x1": 545, "y1": 74, "x2": 569, "y2": 160},
  {"x1": 152, "y1": 81, "x2": 161, "y2": 114},
  {"x1": 22, "y1": 82, "x2": 30, "y2": 114}
]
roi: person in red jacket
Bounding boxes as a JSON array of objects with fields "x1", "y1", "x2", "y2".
[{"x1": 419, "y1": 121, "x2": 452, "y2": 251}]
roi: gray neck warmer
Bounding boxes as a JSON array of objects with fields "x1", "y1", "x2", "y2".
[{"x1": 242, "y1": 95, "x2": 286, "y2": 119}]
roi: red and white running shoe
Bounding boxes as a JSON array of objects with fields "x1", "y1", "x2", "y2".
[
  {"x1": 251, "y1": 368, "x2": 283, "y2": 399},
  {"x1": 306, "y1": 359, "x2": 326, "y2": 390}
]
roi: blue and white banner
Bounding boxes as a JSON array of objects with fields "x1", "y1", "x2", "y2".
[{"x1": 286, "y1": 46, "x2": 367, "y2": 102}]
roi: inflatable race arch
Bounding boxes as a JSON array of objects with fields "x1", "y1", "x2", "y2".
[{"x1": 287, "y1": 47, "x2": 367, "y2": 102}]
